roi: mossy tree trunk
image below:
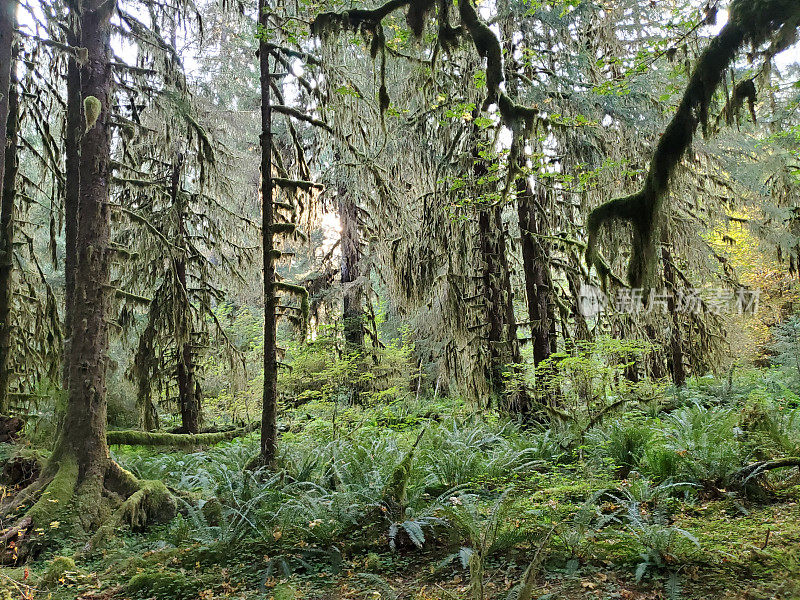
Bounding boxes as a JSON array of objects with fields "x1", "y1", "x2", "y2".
[
  {"x1": 661, "y1": 245, "x2": 686, "y2": 387},
  {"x1": 0, "y1": 0, "x2": 15, "y2": 416},
  {"x1": 500, "y1": 4, "x2": 555, "y2": 371},
  {"x1": 171, "y1": 153, "x2": 202, "y2": 434},
  {"x1": 470, "y1": 118, "x2": 524, "y2": 409},
  {"x1": 517, "y1": 179, "x2": 556, "y2": 366},
  {"x1": 476, "y1": 203, "x2": 522, "y2": 407},
  {"x1": 259, "y1": 2, "x2": 278, "y2": 465},
  {"x1": 58, "y1": 0, "x2": 116, "y2": 488},
  {"x1": 340, "y1": 186, "x2": 364, "y2": 351}
]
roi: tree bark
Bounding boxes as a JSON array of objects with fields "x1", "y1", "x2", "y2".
[
  {"x1": 1, "y1": 1, "x2": 174, "y2": 560},
  {"x1": 661, "y1": 245, "x2": 686, "y2": 387},
  {"x1": 0, "y1": 0, "x2": 12, "y2": 192},
  {"x1": 0, "y1": 47, "x2": 17, "y2": 416},
  {"x1": 171, "y1": 153, "x2": 201, "y2": 434},
  {"x1": 0, "y1": 0, "x2": 15, "y2": 415},
  {"x1": 339, "y1": 187, "x2": 364, "y2": 351},
  {"x1": 54, "y1": 0, "x2": 116, "y2": 479},
  {"x1": 517, "y1": 179, "x2": 555, "y2": 365},
  {"x1": 62, "y1": 13, "x2": 82, "y2": 389},
  {"x1": 477, "y1": 204, "x2": 522, "y2": 405},
  {"x1": 259, "y1": 7, "x2": 278, "y2": 465}
]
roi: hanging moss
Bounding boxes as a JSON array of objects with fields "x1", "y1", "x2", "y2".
[
  {"x1": 405, "y1": 0, "x2": 435, "y2": 38},
  {"x1": 274, "y1": 282, "x2": 309, "y2": 339}
]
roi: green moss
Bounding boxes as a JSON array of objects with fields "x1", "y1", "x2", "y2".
[
  {"x1": 126, "y1": 572, "x2": 203, "y2": 600},
  {"x1": 83, "y1": 95, "x2": 102, "y2": 132},
  {"x1": 458, "y1": 0, "x2": 501, "y2": 107},
  {"x1": 27, "y1": 455, "x2": 79, "y2": 528},
  {"x1": 40, "y1": 556, "x2": 79, "y2": 588},
  {"x1": 107, "y1": 422, "x2": 257, "y2": 446},
  {"x1": 118, "y1": 479, "x2": 176, "y2": 530},
  {"x1": 272, "y1": 583, "x2": 299, "y2": 600},
  {"x1": 270, "y1": 222, "x2": 297, "y2": 236}
]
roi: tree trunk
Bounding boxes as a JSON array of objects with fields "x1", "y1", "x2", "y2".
[
  {"x1": 259, "y1": 9, "x2": 278, "y2": 465},
  {"x1": 171, "y1": 153, "x2": 201, "y2": 434},
  {"x1": 62, "y1": 13, "x2": 82, "y2": 389},
  {"x1": 517, "y1": 178, "x2": 555, "y2": 365},
  {"x1": 339, "y1": 187, "x2": 364, "y2": 351},
  {"x1": 0, "y1": 3, "x2": 174, "y2": 561},
  {"x1": 661, "y1": 245, "x2": 686, "y2": 386},
  {"x1": 0, "y1": 0, "x2": 12, "y2": 192},
  {"x1": 0, "y1": 46, "x2": 17, "y2": 416},
  {"x1": 0, "y1": 0, "x2": 15, "y2": 415},
  {"x1": 477, "y1": 205, "x2": 521, "y2": 405}
]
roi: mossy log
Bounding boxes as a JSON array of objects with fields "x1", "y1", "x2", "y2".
[
  {"x1": 729, "y1": 457, "x2": 800, "y2": 494},
  {"x1": 106, "y1": 422, "x2": 258, "y2": 446}
]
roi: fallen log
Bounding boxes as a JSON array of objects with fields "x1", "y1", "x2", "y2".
[{"x1": 107, "y1": 422, "x2": 258, "y2": 447}]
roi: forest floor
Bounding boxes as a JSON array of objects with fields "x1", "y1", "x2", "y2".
[{"x1": 2, "y1": 372, "x2": 800, "y2": 599}]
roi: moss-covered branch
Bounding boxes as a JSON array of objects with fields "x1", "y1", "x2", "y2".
[
  {"x1": 271, "y1": 222, "x2": 297, "y2": 235},
  {"x1": 586, "y1": 0, "x2": 800, "y2": 287},
  {"x1": 273, "y1": 177, "x2": 323, "y2": 191},
  {"x1": 272, "y1": 104, "x2": 332, "y2": 132},
  {"x1": 106, "y1": 423, "x2": 257, "y2": 446}
]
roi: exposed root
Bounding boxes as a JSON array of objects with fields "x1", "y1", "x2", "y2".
[
  {"x1": 1, "y1": 456, "x2": 175, "y2": 564},
  {"x1": 0, "y1": 456, "x2": 77, "y2": 563},
  {"x1": 81, "y1": 479, "x2": 174, "y2": 556}
]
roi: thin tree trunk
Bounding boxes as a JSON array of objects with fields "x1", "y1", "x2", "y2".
[
  {"x1": 0, "y1": 0, "x2": 15, "y2": 415},
  {"x1": 339, "y1": 187, "x2": 364, "y2": 351},
  {"x1": 259, "y1": 8, "x2": 278, "y2": 464},
  {"x1": 0, "y1": 50, "x2": 17, "y2": 415},
  {"x1": 661, "y1": 245, "x2": 686, "y2": 386},
  {"x1": 54, "y1": 0, "x2": 115, "y2": 477}
]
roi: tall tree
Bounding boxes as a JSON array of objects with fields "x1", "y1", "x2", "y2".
[
  {"x1": 0, "y1": 0, "x2": 15, "y2": 414},
  {"x1": 0, "y1": 0, "x2": 12, "y2": 191},
  {"x1": 63, "y1": 3, "x2": 82, "y2": 390},
  {"x1": 0, "y1": 40, "x2": 16, "y2": 416},
  {"x1": 0, "y1": 0, "x2": 174, "y2": 561},
  {"x1": 259, "y1": 3, "x2": 278, "y2": 464}
]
